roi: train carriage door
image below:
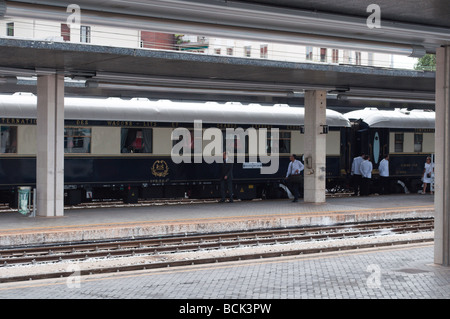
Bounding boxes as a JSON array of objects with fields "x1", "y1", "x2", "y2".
[{"x1": 353, "y1": 120, "x2": 369, "y2": 158}]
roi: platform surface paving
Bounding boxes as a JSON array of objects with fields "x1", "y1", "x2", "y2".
[
  {"x1": 0, "y1": 243, "x2": 447, "y2": 300},
  {"x1": 0, "y1": 194, "x2": 434, "y2": 229}
]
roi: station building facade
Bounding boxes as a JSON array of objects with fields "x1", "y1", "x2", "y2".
[{"x1": 0, "y1": 18, "x2": 413, "y2": 69}]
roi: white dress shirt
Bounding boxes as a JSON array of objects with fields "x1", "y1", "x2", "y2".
[
  {"x1": 360, "y1": 160, "x2": 373, "y2": 178},
  {"x1": 286, "y1": 160, "x2": 304, "y2": 178},
  {"x1": 351, "y1": 156, "x2": 364, "y2": 175},
  {"x1": 378, "y1": 159, "x2": 389, "y2": 177}
]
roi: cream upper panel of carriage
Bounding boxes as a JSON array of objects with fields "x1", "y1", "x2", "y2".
[
  {"x1": 389, "y1": 132, "x2": 434, "y2": 154},
  {"x1": 2, "y1": 124, "x2": 343, "y2": 156},
  {"x1": 290, "y1": 131, "x2": 341, "y2": 156}
]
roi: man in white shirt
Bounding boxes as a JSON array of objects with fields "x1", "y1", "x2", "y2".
[
  {"x1": 378, "y1": 154, "x2": 389, "y2": 194},
  {"x1": 351, "y1": 153, "x2": 365, "y2": 196},
  {"x1": 360, "y1": 155, "x2": 373, "y2": 196},
  {"x1": 285, "y1": 154, "x2": 304, "y2": 202}
]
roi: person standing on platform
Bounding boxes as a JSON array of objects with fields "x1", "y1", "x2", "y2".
[
  {"x1": 285, "y1": 154, "x2": 304, "y2": 202},
  {"x1": 219, "y1": 151, "x2": 234, "y2": 203},
  {"x1": 422, "y1": 156, "x2": 434, "y2": 195},
  {"x1": 351, "y1": 152, "x2": 365, "y2": 196},
  {"x1": 360, "y1": 155, "x2": 373, "y2": 196},
  {"x1": 378, "y1": 154, "x2": 390, "y2": 194}
]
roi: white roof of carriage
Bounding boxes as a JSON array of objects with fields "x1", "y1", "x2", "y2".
[
  {"x1": 344, "y1": 107, "x2": 435, "y2": 129},
  {"x1": 0, "y1": 93, "x2": 351, "y2": 127}
]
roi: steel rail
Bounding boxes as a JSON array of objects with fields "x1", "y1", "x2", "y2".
[{"x1": 0, "y1": 219, "x2": 433, "y2": 266}]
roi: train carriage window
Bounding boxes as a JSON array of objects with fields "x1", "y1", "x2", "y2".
[
  {"x1": 64, "y1": 127, "x2": 91, "y2": 153},
  {"x1": 172, "y1": 129, "x2": 194, "y2": 155},
  {"x1": 267, "y1": 131, "x2": 291, "y2": 154},
  {"x1": 394, "y1": 133, "x2": 404, "y2": 153},
  {"x1": 121, "y1": 128, "x2": 152, "y2": 153},
  {"x1": 414, "y1": 133, "x2": 423, "y2": 152},
  {"x1": 0, "y1": 126, "x2": 17, "y2": 153},
  {"x1": 6, "y1": 23, "x2": 14, "y2": 37},
  {"x1": 224, "y1": 131, "x2": 242, "y2": 154}
]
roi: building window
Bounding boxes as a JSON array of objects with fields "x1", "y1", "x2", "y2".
[
  {"x1": 121, "y1": 128, "x2": 152, "y2": 153},
  {"x1": 332, "y1": 49, "x2": 339, "y2": 63},
  {"x1": 306, "y1": 46, "x2": 313, "y2": 61},
  {"x1": 64, "y1": 127, "x2": 91, "y2": 153},
  {"x1": 320, "y1": 48, "x2": 327, "y2": 62},
  {"x1": 260, "y1": 44, "x2": 268, "y2": 59},
  {"x1": 214, "y1": 48, "x2": 221, "y2": 55},
  {"x1": 61, "y1": 23, "x2": 70, "y2": 41},
  {"x1": 80, "y1": 25, "x2": 91, "y2": 43},
  {"x1": 244, "y1": 46, "x2": 251, "y2": 57},
  {"x1": 0, "y1": 126, "x2": 17, "y2": 153},
  {"x1": 355, "y1": 51, "x2": 362, "y2": 65},
  {"x1": 226, "y1": 47, "x2": 234, "y2": 56},
  {"x1": 414, "y1": 133, "x2": 423, "y2": 152},
  {"x1": 343, "y1": 50, "x2": 350, "y2": 63},
  {"x1": 6, "y1": 22, "x2": 14, "y2": 37},
  {"x1": 394, "y1": 133, "x2": 404, "y2": 153},
  {"x1": 368, "y1": 52, "x2": 374, "y2": 66}
]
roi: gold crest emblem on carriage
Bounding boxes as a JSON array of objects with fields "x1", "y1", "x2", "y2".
[{"x1": 151, "y1": 160, "x2": 169, "y2": 177}]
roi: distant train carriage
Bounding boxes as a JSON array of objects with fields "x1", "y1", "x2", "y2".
[
  {"x1": 0, "y1": 93, "x2": 350, "y2": 206},
  {"x1": 344, "y1": 107, "x2": 435, "y2": 194}
]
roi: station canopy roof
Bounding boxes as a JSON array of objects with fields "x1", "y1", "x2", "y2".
[{"x1": 0, "y1": 0, "x2": 446, "y2": 109}]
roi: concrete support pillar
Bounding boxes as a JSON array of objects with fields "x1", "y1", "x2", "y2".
[
  {"x1": 303, "y1": 90, "x2": 327, "y2": 203},
  {"x1": 435, "y1": 46, "x2": 450, "y2": 266},
  {"x1": 36, "y1": 73, "x2": 65, "y2": 217}
]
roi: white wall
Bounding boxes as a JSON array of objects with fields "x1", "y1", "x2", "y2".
[{"x1": 1, "y1": 18, "x2": 401, "y2": 68}]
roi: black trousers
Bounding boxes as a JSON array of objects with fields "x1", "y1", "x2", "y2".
[
  {"x1": 361, "y1": 177, "x2": 371, "y2": 196},
  {"x1": 352, "y1": 174, "x2": 362, "y2": 195},
  {"x1": 380, "y1": 176, "x2": 389, "y2": 194},
  {"x1": 287, "y1": 175, "x2": 303, "y2": 200},
  {"x1": 220, "y1": 178, "x2": 233, "y2": 200}
]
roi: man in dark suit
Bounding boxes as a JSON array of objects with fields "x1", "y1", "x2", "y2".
[{"x1": 219, "y1": 151, "x2": 234, "y2": 203}]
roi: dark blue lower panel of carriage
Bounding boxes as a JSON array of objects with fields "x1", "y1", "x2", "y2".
[
  {"x1": 388, "y1": 154, "x2": 432, "y2": 192},
  {"x1": 0, "y1": 156, "x2": 342, "y2": 185},
  {"x1": 0, "y1": 155, "x2": 344, "y2": 204}
]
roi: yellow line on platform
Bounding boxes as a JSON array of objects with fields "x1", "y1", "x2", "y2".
[{"x1": 0, "y1": 205, "x2": 434, "y2": 234}]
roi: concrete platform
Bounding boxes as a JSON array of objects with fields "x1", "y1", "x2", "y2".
[{"x1": 0, "y1": 194, "x2": 434, "y2": 247}]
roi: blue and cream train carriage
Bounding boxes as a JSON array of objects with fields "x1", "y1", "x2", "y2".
[
  {"x1": 344, "y1": 108, "x2": 435, "y2": 194},
  {"x1": 0, "y1": 93, "x2": 351, "y2": 206}
]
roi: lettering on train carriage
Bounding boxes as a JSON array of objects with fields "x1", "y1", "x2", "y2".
[
  {"x1": 151, "y1": 160, "x2": 169, "y2": 178},
  {"x1": 1, "y1": 118, "x2": 36, "y2": 125},
  {"x1": 106, "y1": 121, "x2": 157, "y2": 127},
  {"x1": 414, "y1": 128, "x2": 435, "y2": 133}
]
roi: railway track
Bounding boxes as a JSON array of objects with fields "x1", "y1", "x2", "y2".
[{"x1": 0, "y1": 218, "x2": 434, "y2": 283}]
